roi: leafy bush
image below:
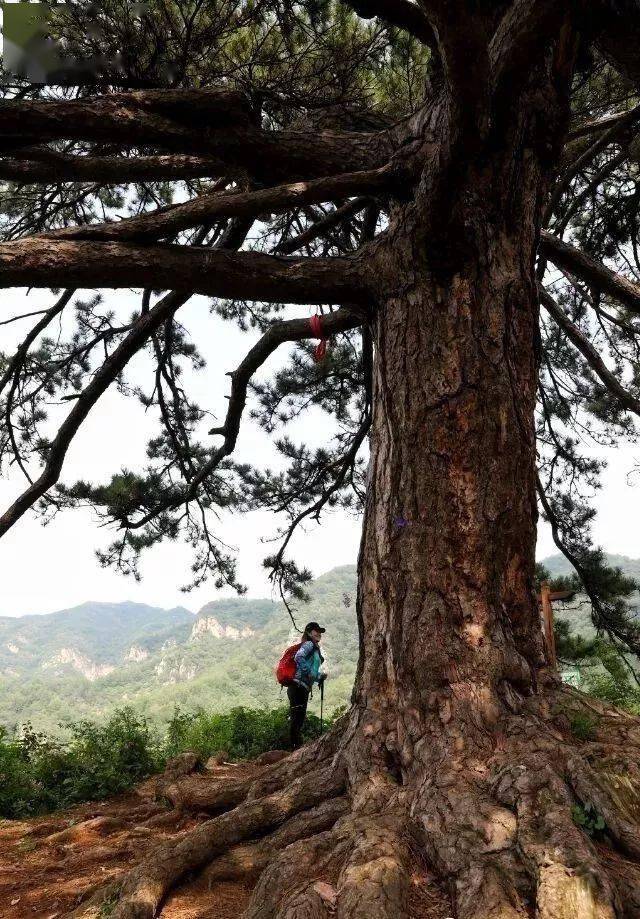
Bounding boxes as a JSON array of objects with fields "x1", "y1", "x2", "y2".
[
  {"x1": 0, "y1": 703, "x2": 336, "y2": 818},
  {"x1": 0, "y1": 708, "x2": 163, "y2": 818},
  {"x1": 165, "y1": 705, "x2": 326, "y2": 761},
  {"x1": 571, "y1": 802, "x2": 606, "y2": 837},
  {"x1": 568, "y1": 711, "x2": 598, "y2": 742}
]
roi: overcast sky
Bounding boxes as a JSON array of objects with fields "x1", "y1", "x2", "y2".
[{"x1": 1, "y1": 285, "x2": 639, "y2": 618}]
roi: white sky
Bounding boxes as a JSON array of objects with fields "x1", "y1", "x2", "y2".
[{"x1": 1, "y1": 285, "x2": 639, "y2": 618}]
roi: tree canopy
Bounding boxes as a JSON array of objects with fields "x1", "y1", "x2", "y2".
[{"x1": 0, "y1": 0, "x2": 639, "y2": 645}]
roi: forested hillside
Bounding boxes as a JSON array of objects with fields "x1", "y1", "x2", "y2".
[
  {"x1": 0, "y1": 566, "x2": 358, "y2": 733},
  {"x1": 1, "y1": 556, "x2": 637, "y2": 735}
]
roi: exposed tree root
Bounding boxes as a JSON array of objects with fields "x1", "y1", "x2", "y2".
[
  {"x1": 111, "y1": 763, "x2": 345, "y2": 919},
  {"x1": 203, "y1": 796, "x2": 350, "y2": 884},
  {"x1": 567, "y1": 755, "x2": 640, "y2": 860},
  {"x1": 76, "y1": 687, "x2": 640, "y2": 919},
  {"x1": 335, "y1": 810, "x2": 413, "y2": 918},
  {"x1": 162, "y1": 770, "x2": 255, "y2": 813},
  {"x1": 455, "y1": 865, "x2": 527, "y2": 919},
  {"x1": 496, "y1": 759, "x2": 619, "y2": 918},
  {"x1": 598, "y1": 846, "x2": 640, "y2": 918},
  {"x1": 161, "y1": 722, "x2": 342, "y2": 814},
  {"x1": 243, "y1": 828, "x2": 346, "y2": 918}
]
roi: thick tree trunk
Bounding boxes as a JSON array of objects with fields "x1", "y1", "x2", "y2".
[
  {"x1": 351, "y1": 128, "x2": 551, "y2": 781},
  {"x1": 360, "y1": 245, "x2": 541, "y2": 681},
  {"x1": 355, "y1": 207, "x2": 544, "y2": 738}
]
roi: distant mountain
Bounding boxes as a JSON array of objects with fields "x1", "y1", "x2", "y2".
[
  {"x1": 1, "y1": 556, "x2": 638, "y2": 736},
  {"x1": 0, "y1": 601, "x2": 194, "y2": 678},
  {"x1": 539, "y1": 553, "x2": 640, "y2": 583}
]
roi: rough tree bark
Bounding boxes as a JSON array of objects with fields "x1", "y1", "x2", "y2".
[{"x1": 11, "y1": 8, "x2": 640, "y2": 919}]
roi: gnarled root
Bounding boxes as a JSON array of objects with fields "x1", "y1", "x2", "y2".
[
  {"x1": 495, "y1": 759, "x2": 619, "y2": 918},
  {"x1": 243, "y1": 828, "x2": 347, "y2": 919},
  {"x1": 203, "y1": 796, "x2": 350, "y2": 884},
  {"x1": 162, "y1": 770, "x2": 254, "y2": 813},
  {"x1": 335, "y1": 810, "x2": 413, "y2": 918},
  {"x1": 273, "y1": 887, "x2": 334, "y2": 919},
  {"x1": 161, "y1": 725, "x2": 342, "y2": 814},
  {"x1": 567, "y1": 754, "x2": 640, "y2": 860},
  {"x1": 416, "y1": 772, "x2": 529, "y2": 919},
  {"x1": 112, "y1": 762, "x2": 345, "y2": 919}
]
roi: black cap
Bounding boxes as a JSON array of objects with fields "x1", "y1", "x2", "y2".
[{"x1": 304, "y1": 621, "x2": 325, "y2": 634}]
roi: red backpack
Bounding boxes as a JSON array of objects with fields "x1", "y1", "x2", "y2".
[{"x1": 276, "y1": 643, "x2": 302, "y2": 686}]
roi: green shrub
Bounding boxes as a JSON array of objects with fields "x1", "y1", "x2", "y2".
[
  {"x1": 0, "y1": 703, "x2": 337, "y2": 818},
  {"x1": 571, "y1": 802, "x2": 606, "y2": 837},
  {"x1": 581, "y1": 642, "x2": 640, "y2": 714},
  {"x1": 569, "y1": 712, "x2": 598, "y2": 741},
  {"x1": 165, "y1": 705, "x2": 326, "y2": 761},
  {"x1": 0, "y1": 730, "x2": 34, "y2": 819},
  {"x1": 0, "y1": 708, "x2": 163, "y2": 818}
]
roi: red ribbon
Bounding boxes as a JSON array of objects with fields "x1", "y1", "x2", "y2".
[{"x1": 309, "y1": 314, "x2": 328, "y2": 363}]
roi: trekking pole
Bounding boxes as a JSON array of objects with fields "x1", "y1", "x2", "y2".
[{"x1": 320, "y1": 679, "x2": 324, "y2": 736}]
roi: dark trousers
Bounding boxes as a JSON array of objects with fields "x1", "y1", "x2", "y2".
[{"x1": 287, "y1": 682, "x2": 309, "y2": 749}]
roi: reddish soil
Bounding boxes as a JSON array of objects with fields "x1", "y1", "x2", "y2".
[{"x1": 0, "y1": 761, "x2": 451, "y2": 918}]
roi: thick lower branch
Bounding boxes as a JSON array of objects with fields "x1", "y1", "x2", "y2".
[
  {"x1": 44, "y1": 167, "x2": 397, "y2": 244},
  {"x1": 0, "y1": 89, "x2": 393, "y2": 182},
  {"x1": 0, "y1": 151, "x2": 232, "y2": 184},
  {"x1": 0, "y1": 238, "x2": 371, "y2": 305},
  {"x1": 540, "y1": 232, "x2": 640, "y2": 314},
  {"x1": 0, "y1": 89, "x2": 252, "y2": 145}
]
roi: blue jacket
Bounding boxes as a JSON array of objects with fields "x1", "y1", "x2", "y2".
[{"x1": 294, "y1": 641, "x2": 323, "y2": 690}]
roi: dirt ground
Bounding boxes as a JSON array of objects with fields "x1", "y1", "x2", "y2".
[{"x1": 0, "y1": 761, "x2": 452, "y2": 919}]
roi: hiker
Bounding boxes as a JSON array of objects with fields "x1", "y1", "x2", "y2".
[{"x1": 287, "y1": 621, "x2": 326, "y2": 750}]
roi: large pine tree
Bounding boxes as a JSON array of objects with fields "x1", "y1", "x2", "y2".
[{"x1": 2, "y1": 2, "x2": 640, "y2": 916}]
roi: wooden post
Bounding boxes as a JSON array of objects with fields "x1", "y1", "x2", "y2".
[{"x1": 540, "y1": 581, "x2": 557, "y2": 669}]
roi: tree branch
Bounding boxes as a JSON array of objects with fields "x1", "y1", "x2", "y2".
[
  {"x1": 340, "y1": 0, "x2": 435, "y2": 46},
  {"x1": 125, "y1": 308, "x2": 367, "y2": 530},
  {"x1": 0, "y1": 220, "x2": 252, "y2": 539},
  {"x1": 275, "y1": 198, "x2": 370, "y2": 255},
  {"x1": 568, "y1": 109, "x2": 634, "y2": 141},
  {"x1": 0, "y1": 151, "x2": 231, "y2": 184},
  {"x1": 544, "y1": 104, "x2": 640, "y2": 225},
  {"x1": 0, "y1": 88, "x2": 255, "y2": 147},
  {"x1": 540, "y1": 286, "x2": 640, "y2": 417},
  {"x1": 539, "y1": 231, "x2": 640, "y2": 314},
  {"x1": 267, "y1": 412, "x2": 371, "y2": 582},
  {"x1": 0, "y1": 288, "x2": 189, "y2": 538},
  {"x1": 43, "y1": 167, "x2": 397, "y2": 243},
  {"x1": 0, "y1": 90, "x2": 392, "y2": 182},
  {"x1": 553, "y1": 149, "x2": 627, "y2": 236},
  {"x1": 0, "y1": 290, "x2": 75, "y2": 399},
  {"x1": 0, "y1": 238, "x2": 372, "y2": 305}
]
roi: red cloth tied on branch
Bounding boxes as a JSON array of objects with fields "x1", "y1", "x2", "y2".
[{"x1": 309, "y1": 313, "x2": 328, "y2": 363}]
